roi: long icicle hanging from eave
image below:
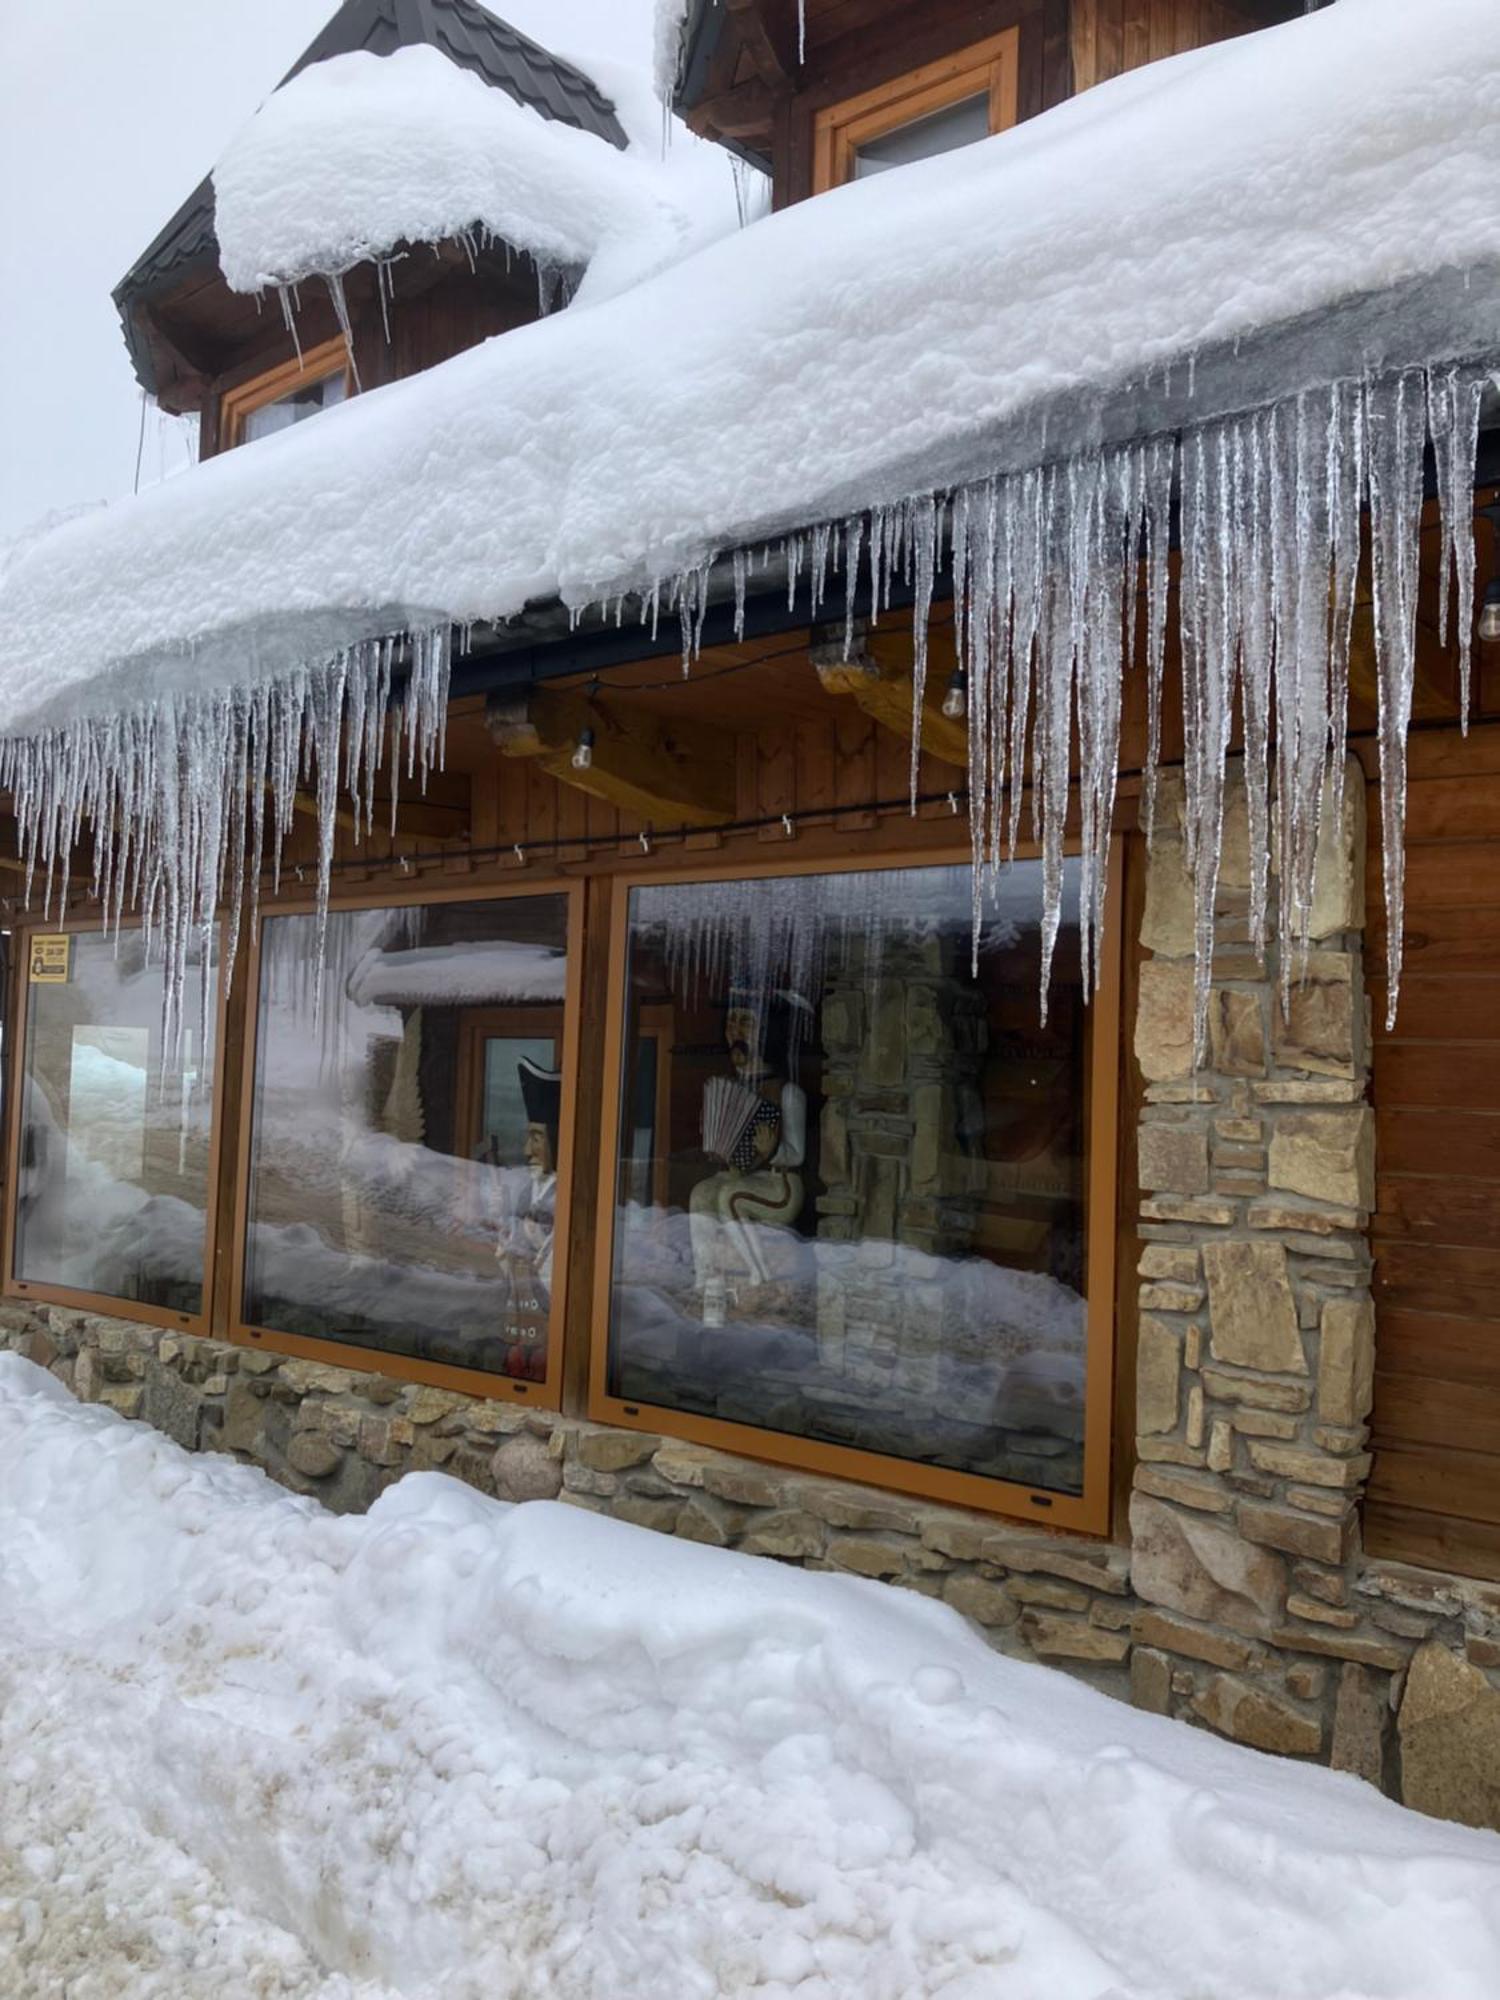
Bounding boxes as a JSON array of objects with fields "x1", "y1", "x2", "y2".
[
  {"x1": 0, "y1": 627, "x2": 452, "y2": 1052},
  {"x1": 0, "y1": 358, "x2": 1489, "y2": 1057}
]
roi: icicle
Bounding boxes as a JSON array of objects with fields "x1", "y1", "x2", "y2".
[
  {"x1": 907, "y1": 493, "x2": 939, "y2": 807},
  {"x1": 0, "y1": 627, "x2": 451, "y2": 1059},
  {"x1": 1366, "y1": 370, "x2": 1428, "y2": 1029},
  {"x1": 277, "y1": 285, "x2": 303, "y2": 368},
  {"x1": 324, "y1": 272, "x2": 362, "y2": 391},
  {"x1": 1429, "y1": 364, "x2": 1487, "y2": 728}
]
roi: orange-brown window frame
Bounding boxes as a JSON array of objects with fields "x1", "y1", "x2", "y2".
[
  {"x1": 2, "y1": 915, "x2": 230, "y2": 1338},
  {"x1": 587, "y1": 839, "x2": 1123, "y2": 1535},
  {"x1": 227, "y1": 876, "x2": 584, "y2": 1412},
  {"x1": 813, "y1": 28, "x2": 1021, "y2": 194},
  {"x1": 219, "y1": 336, "x2": 353, "y2": 451}
]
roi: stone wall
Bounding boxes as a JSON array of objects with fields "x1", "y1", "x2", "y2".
[
  {"x1": 7, "y1": 764, "x2": 1500, "y2": 1830},
  {"x1": 1128, "y1": 767, "x2": 1500, "y2": 1822}
]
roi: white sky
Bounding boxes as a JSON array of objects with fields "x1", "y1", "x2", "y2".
[{"x1": 0, "y1": 0, "x2": 658, "y2": 544}]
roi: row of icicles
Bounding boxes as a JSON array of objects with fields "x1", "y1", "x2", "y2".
[{"x1": 0, "y1": 358, "x2": 1491, "y2": 1058}]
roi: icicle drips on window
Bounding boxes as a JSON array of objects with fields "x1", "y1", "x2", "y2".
[
  {"x1": 632, "y1": 864, "x2": 1034, "y2": 1072},
  {"x1": 0, "y1": 628, "x2": 451, "y2": 1054}
]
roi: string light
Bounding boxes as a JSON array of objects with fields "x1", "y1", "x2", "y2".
[
  {"x1": 571, "y1": 726, "x2": 595, "y2": 771},
  {"x1": 941, "y1": 668, "x2": 967, "y2": 721}
]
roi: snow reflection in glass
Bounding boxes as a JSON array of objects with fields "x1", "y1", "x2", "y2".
[
  {"x1": 14, "y1": 929, "x2": 216, "y2": 1313},
  {"x1": 605, "y1": 859, "x2": 1091, "y2": 1495},
  {"x1": 241, "y1": 895, "x2": 569, "y2": 1379}
]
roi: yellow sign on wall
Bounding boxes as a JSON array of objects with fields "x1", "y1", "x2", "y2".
[{"x1": 28, "y1": 935, "x2": 71, "y2": 984}]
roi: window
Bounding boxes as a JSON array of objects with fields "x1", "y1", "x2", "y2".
[
  {"x1": 592, "y1": 851, "x2": 1119, "y2": 1529},
  {"x1": 236, "y1": 890, "x2": 578, "y2": 1395},
  {"x1": 813, "y1": 30, "x2": 1021, "y2": 192},
  {"x1": 220, "y1": 337, "x2": 351, "y2": 450},
  {"x1": 7, "y1": 926, "x2": 220, "y2": 1323}
]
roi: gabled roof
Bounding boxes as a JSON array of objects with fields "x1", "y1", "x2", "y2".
[{"x1": 114, "y1": 0, "x2": 627, "y2": 394}]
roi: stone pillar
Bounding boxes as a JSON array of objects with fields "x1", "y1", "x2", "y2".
[{"x1": 1128, "y1": 763, "x2": 1386, "y2": 1760}]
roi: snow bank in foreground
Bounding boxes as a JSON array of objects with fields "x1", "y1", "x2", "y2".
[
  {"x1": 212, "y1": 46, "x2": 714, "y2": 308},
  {"x1": 2, "y1": 1356, "x2": 1498, "y2": 1999},
  {"x1": 4, "y1": 0, "x2": 1498, "y2": 728}
]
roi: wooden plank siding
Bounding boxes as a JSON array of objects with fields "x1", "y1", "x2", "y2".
[
  {"x1": 1070, "y1": 0, "x2": 1259, "y2": 91},
  {"x1": 1361, "y1": 723, "x2": 1500, "y2": 1582}
]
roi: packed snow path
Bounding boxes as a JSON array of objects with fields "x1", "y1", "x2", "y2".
[{"x1": 2, "y1": 1358, "x2": 1499, "y2": 1999}]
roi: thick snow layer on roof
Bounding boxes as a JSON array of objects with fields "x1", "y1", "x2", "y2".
[
  {"x1": 4, "y1": 1357, "x2": 1500, "y2": 1997},
  {"x1": 3, "y1": 0, "x2": 1497, "y2": 735},
  {"x1": 212, "y1": 44, "x2": 722, "y2": 306}
]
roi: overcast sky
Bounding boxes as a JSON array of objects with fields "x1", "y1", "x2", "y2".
[{"x1": 0, "y1": 0, "x2": 659, "y2": 544}]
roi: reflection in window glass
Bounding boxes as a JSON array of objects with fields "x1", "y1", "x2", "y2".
[
  {"x1": 14, "y1": 930, "x2": 216, "y2": 1313},
  {"x1": 606, "y1": 861, "x2": 1091, "y2": 1495},
  {"x1": 853, "y1": 93, "x2": 991, "y2": 177},
  {"x1": 242, "y1": 896, "x2": 570, "y2": 1380},
  {"x1": 240, "y1": 366, "x2": 347, "y2": 444}
]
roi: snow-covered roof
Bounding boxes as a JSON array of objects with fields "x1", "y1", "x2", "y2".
[
  {"x1": 212, "y1": 45, "x2": 710, "y2": 304},
  {"x1": 112, "y1": 0, "x2": 634, "y2": 399},
  {"x1": 6, "y1": 0, "x2": 1496, "y2": 736}
]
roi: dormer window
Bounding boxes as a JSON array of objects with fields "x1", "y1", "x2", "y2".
[
  {"x1": 220, "y1": 338, "x2": 351, "y2": 450},
  {"x1": 813, "y1": 29, "x2": 1020, "y2": 193}
]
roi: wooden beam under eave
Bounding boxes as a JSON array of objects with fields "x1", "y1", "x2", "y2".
[
  {"x1": 814, "y1": 638, "x2": 969, "y2": 773},
  {"x1": 726, "y1": 0, "x2": 796, "y2": 86},
  {"x1": 487, "y1": 689, "x2": 736, "y2": 828},
  {"x1": 275, "y1": 769, "x2": 471, "y2": 844}
]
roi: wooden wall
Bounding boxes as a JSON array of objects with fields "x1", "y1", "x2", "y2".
[
  {"x1": 771, "y1": 0, "x2": 1072, "y2": 207},
  {"x1": 1069, "y1": 0, "x2": 1259, "y2": 91},
  {"x1": 198, "y1": 257, "x2": 537, "y2": 460},
  {"x1": 1362, "y1": 723, "x2": 1500, "y2": 1583}
]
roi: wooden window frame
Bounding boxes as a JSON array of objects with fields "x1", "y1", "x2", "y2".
[
  {"x1": 453, "y1": 1006, "x2": 568, "y2": 1163},
  {"x1": 813, "y1": 28, "x2": 1021, "y2": 194},
  {"x1": 587, "y1": 840, "x2": 1123, "y2": 1535},
  {"x1": 219, "y1": 336, "x2": 352, "y2": 451},
  {"x1": 2, "y1": 915, "x2": 230, "y2": 1337},
  {"x1": 226, "y1": 877, "x2": 584, "y2": 1411}
]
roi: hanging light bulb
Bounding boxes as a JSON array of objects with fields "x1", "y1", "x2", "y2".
[
  {"x1": 571, "y1": 726, "x2": 595, "y2": 771},
  {"x1": 1481, "y1": 580, "x2": 1500, "y2": 646},
  {"x1": 941, "y1": 668, "x2": 967, "y2": 721}
]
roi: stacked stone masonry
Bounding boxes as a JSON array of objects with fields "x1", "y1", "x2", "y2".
[
  {"x1": 1130, "y1": 766, "x2": 1500, "y2": 1822},
  {"x1": 5, "y1": 764, "x2": 1500, "y2": 1829}
]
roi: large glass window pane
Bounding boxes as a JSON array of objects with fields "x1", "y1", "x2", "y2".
[
  {"x1": 605, "y1": 860, "x2": 1092, "y2": 1496},
  {"x1": 14, "y1": 929, "x2": 217, "y2": 1314},
  {"x1": 242, "y1": 895, "x2": 571, "y2": 1381}
]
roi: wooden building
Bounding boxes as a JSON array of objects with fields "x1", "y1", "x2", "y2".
[{"x1": 5, "y1": 0, "x2": 1500, "y2": 1825}]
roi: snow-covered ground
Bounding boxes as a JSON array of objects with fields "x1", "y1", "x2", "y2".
[{"x1": 3, "y1": 1359, "x2": 1499, "y2": 1998}]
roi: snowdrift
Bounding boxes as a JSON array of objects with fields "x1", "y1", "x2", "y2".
[{"x1": 2, "y1": 1353, "x2": 1499, "y2": 1998}]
